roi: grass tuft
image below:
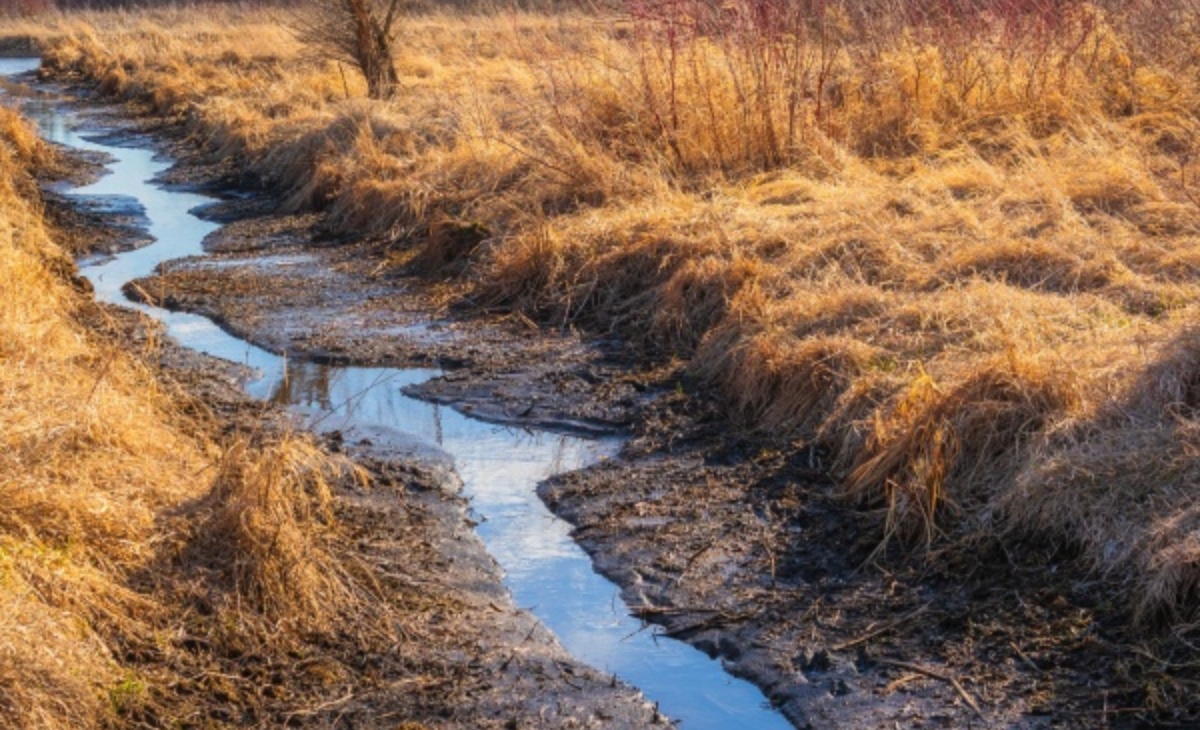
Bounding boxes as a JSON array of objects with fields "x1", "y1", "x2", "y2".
[
  {"x1": 199, "y1": 434, "x2": 368, "y2": 632},
  {"x1": 0, "y1": 101, "x2": 385, "y2": 727}
]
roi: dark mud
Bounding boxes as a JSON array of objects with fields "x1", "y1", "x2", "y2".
[
  {"x1": 540, "y1": 394, "x2": 1161, "y2": 728},
  {"x1": 42, "y1": 81, "x2": 1190, "y2": 729},
  {"x1": 47, "y1": 190, "x2": 153, "y2": 259},
  {"x1": 16, "y1": 82, "x2": 152, "y2": 261},
  {"x1": 122, "y1": 177, "x2": 1116, "y2": 728},
  {"x1": 88, "y1": 303, "x2": 664, "y2": 729},
  {"x1": 127, "y1": 202, "x2": 653, "y2": 436}
]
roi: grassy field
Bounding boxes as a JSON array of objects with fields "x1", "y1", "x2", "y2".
[{"x1": 10, "y1": 0, "x2": 1200, "y2": 676}]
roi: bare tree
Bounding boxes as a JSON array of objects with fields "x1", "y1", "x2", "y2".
[{"x1": 293, "y1": 0, "x2": 404, "y2": 100}]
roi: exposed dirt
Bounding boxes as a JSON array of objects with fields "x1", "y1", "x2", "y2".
[
  {"x1": 540, "y1": 391, "x2": 1179, "y2": 729},
  {"x1": 5, "y1": 74, "x2": 149, "y2": 261},
  {"x1": 120, "y1": 165, "x2": 1149, "y2": 729},
  {"x1": 125, "y1": 199, "x2": 651, "y2": 436},
  {"x1": 76, "y1": 300, "x2": 666, "y2": 729},
  {"x1": 33, "y1": 77, "x2": 1197, "y2": 729}
]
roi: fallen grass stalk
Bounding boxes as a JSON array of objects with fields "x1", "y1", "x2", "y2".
[
  {"x1": 875, "y1": 657, "x2": 985, "y2": 719},
  {"x1": 831, "y1": 601, "x2": 933, "y2": 652}
]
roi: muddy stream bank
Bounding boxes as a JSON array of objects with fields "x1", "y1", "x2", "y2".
[{"x1": 2, "y1": 59, "x2": 793, "y2": 729}]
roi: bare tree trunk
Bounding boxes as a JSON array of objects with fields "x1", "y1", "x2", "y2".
[
  {"x1": 343, "y1": 0, "x2": 400, "y2": 99},
  {"x1": 292, "y1": 0, "x2": 403, "y2": 100}
]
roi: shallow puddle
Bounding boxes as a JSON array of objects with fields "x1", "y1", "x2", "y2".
[{"x1": 4, "y1": 59, "x2": 793, "y2": 730}]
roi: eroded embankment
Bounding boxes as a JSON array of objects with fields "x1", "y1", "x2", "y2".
[{"x1": 0, "y1": 99, "x2": 662, "y2": 729}]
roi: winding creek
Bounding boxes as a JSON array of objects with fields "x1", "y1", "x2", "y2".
[{"x1": 2, "y1": 58, "x2": 792, "y2": 729}]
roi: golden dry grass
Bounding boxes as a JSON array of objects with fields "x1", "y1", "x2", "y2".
[
  {"x1": 198, "y1": 435, "x2": 372, "y2": 631},
  {"x1": 0, "y1": 103, "x2": 374, "y2": 727},
  {"x1": 20, "y1": 2, "x2": 1200, "y2": 631},
  {"x1": 0, "y1": 104, "x2": 181, "y2": 726}
]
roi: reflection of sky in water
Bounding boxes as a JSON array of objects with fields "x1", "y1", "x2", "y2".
[
  {"x1": 0, "y1": 58, "x2": 41, "y2": 82},
  {"x1": 15, "y1": 67, "x2": 792, "y2": 730}
]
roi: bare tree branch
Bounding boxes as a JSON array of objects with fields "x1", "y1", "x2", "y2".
[{"x1": 290, "y1": 0, "x2": 404, "y2": 100}]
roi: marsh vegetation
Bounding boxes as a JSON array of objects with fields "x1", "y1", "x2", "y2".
[{"x1": 6, "y1": 0, "x2": 1200, "y2": 725}]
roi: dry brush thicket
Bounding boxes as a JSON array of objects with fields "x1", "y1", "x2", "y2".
[
  {"x1": 0, "y1": 104, "x2": 380, "y2": 727},
  {"x1": 25, "y1": 1, "x2": 1200, "y2": 634}
]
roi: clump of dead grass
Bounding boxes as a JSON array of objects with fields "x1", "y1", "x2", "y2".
[
  {"x1": 0, "y1": 105, "x2": 190, "y2": 728},
  {"x1": 1003, "y1": 326, "x2": 1200, "y2": 626},
  {"x1": 846, "y1": 355, "x2": 1081, "y2": 548},
  {"x1": 0, "y1": 581, "x2": 117, "y2": 729},
  {"x1": 198, "y1": 434, "x2": 371, "y2": 633},
  {"x1": 694, "y1": 310, "x2": 884, "y2": 439}
]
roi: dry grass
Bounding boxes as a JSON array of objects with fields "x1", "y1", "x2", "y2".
[
  {"x1": 0, "y1": 103, "x2": 378, "y2": 728},
  {"x1": 1, "y1": 104, "x2": 179, "y2": 726},
  {"x1": 197, "y1": 435, "x2": 371, "y2": 631},
  {"x1": 20, "y1": 1, "x2": 1200, "y2": 633}
]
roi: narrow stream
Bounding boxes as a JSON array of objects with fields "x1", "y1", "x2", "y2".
[{"x1": 2, "y1": 58, "x2": 792, "y2": 730}]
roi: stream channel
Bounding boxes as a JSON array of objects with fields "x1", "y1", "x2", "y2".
[{"x1": 1, "y1": 58, "x2": 792, "y2": 729}]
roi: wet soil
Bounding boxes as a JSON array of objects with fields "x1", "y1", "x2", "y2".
[
  {"x1": 126, "y1": 200, "x2": 650, "y2": 436},
  {"x1": 541, "y1": 394, "x2": 1170, "y2": 729},
  {"x1": 46, "y1": 187, "x2": 154, "y2": 259},
  {"x1": 122, "y1": 180, "x2": 1128, "y2": 728},
  {"x1": 88, "y1": 303, "x2": 664, "y2": 729},
  {"x1": 41, "y1": 83, "x2": 1198, "y2": 728}
]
